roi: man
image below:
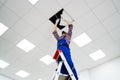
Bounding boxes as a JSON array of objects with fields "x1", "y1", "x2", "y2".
[{"x1": 52, "y1": 19, "x2": 79, "y2": 80}]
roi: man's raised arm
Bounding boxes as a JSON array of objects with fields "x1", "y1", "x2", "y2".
[
  {"x1": 52, "y1": 24, "x2": 60, "y2": 41},
  {"x1": 64, "y1": 20, "x2": 73, "y2": 37}
]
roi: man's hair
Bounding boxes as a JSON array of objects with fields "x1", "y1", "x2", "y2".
[{"x1": 62, "y1": 31, "x2": 67, "y2": 35}]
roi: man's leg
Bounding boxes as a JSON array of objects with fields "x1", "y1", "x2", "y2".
[
  {"x1": 64, "y1": 53, "x2": 79, "y2": 80},
  {"x1": 57, "y1": 55, "x2": 69, "y2": 74}
]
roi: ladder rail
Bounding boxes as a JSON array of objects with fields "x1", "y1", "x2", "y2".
[
  {"x1": 59, "y1": 51, "x2": 76, "y2": 80},
  {"x1": 53, "y1": 50, "x2": 76, "y2": 80},
  {"x1": 53, "y1": 61, "x2": 63, "y2": 80}
]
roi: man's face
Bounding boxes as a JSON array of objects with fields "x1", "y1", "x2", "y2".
[
  {"x1": 62, "y1": 31, "x2": 67, "y2": 36},
  {"x1": 62, "y1": 33, "x2": 67, "y2": 36}
]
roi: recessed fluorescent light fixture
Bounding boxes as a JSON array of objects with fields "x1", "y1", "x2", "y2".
[
  {"x1": 73, "y1": 33, "x2": 92, "y2": 47},
  {"x1": 40, "y1": 55, "x2": 55, "y2": 65},
  {"x1": 15, "y1": 70, "x2": 30, "y2": 78},
  {"x1": 89, "y1": 49, "x2": 106, "y2": 61},
  {"x1": 0, "y1": 59, "x2": 9, "y2": 69},
  {"x1": 0, "y1": 22, "x2": 8, "y2": 36},
  {"x1": 38, "y1": 79, "x2": 42, "y2": 80},
  {"x1": 16, "y1": 39, "x2": 35, "y2": 52},
  {"x1": 28, "y1": 0, "x2": 39, "y2": 5}
]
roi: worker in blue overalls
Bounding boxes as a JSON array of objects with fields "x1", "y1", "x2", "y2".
[{"x1": 52, "y1": 19, "x2": 79, "y2": 80}]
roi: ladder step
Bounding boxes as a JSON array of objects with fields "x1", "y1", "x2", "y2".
[{"x1": 58, "y1": 75, "x2": 69, "y2": 80}]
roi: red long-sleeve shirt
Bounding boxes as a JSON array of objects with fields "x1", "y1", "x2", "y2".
[{"x1": 52, "y1": 24, "x2": 73, "y2": 45}]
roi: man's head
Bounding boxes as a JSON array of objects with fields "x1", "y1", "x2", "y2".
[{"x1": 62, "y1": 31, "x2": 67, "y2": 36}]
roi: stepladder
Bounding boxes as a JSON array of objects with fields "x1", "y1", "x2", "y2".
[{"x1": 52, "y1": 50, "x2": 76, "y2": 80}]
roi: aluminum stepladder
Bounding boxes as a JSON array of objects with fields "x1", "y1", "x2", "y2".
[{"x1": 52, "y1": 50, "x2": 76, "y2": 80}]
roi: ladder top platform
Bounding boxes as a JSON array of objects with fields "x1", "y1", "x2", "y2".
[{"x1": 53, "y1": 50, "x2": 62, "y2": 60}]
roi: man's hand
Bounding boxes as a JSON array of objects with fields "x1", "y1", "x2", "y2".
[
  {"x1": 53, "y1": 24, "x2": 57, "y2": 32},
  {"x1": 53, "y1": 19, "x2": 60, "y2": 31},
  {"x1": 62, "y1": 18, "x2": 71, "y2": 26},
  {"x1": 64, "y1": 19, "x2": 71, "y2": 25},
  {"x1": 61, "y1": 15, "x2": 72, "y2": 25}
]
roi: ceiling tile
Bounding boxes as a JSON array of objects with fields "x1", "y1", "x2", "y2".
[
  {"x1": 35, "y1": 0, "x2": 61, "y2": 18},
  {"x1": 38, "y1": 38, "x2": 56, "y2": 54},
  {"x1": 0, "y1": 2, "x2": 2, "y2": 7},
  {"x1": 0, "y1": 0, "x2": 7, "y2": 4},
  {"x1": 26, "y1": 28, "x2": 46, "y2": 46},
  {"x1": 5, "y1": 0, "x2": 32, "y2": 17},
  {"x1": 0, "y1": 38, "x2": 15, "y2": 56},
  {"x1": 112, "y1": 0, "x2": 120, "y2": 13},
  {"x1": 72, "y1": 22, "x2": 85, "y2": 38},
  {"x1": 65, "y1": 0, "x2": 90, "y2": 20},
  {"x1": 0, "y1": 6, "x2": 20, "y2": 27},
  {"x1": 1, "y1": 29, "x2": 23, "y2": 44},
  {"x1": 11, "y1": 18, "x2": 36, "y2": 37},
  {"x1": 85, "y1": 0, "x2": 105, "y2": 8},
  {"x1": 103, "y1": 12, "x2": 120, "y2": 32},
  {"x1": 93, "y1": 34, "x2": 114, "y2": 48},
  {"x1": 56, "y1": 0, "x2": 72, "y2": 7},
  {"x1": 110, "y1": 25, "x2": 120, "y2": 41},
  {"x1": 38, "y1": 20, "x2": 53, "y2": 39},
  {"x1": 93, "y1": 0, "x2": 116, "y2": 21},
  {"x1": 76, "y1": 11, "x2": 99, "y2": 31},
  {"x1": 0, "y1": 46, "x2": 26, "y2": 64},
  {"x1": 99, "y1": 40, "x2": 120, "y2": 58},
  {"x1": 26, "y1": 19, "x2": 55, "y2": 47},
  {"x1": 23, "y1": 8, "x2": 47, "y2": 27},
  {"x1": 86, "y1": 23, "x2": 108, "y2": 40}
]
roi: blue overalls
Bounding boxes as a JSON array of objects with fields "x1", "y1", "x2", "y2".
[{"x1": 57, "y1": 37, "x2": 79, "y2": 80}]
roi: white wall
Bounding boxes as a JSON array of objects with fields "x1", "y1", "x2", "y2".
[
  {"x1": 0, "y1": 74, "x2": 13, "y2": 80},
  {"x1": 79, "y1": 57, "x2": 120, "y2": 80},
  {"x1": 79, "y1": 70, "x2": 90, "y2": 80}
]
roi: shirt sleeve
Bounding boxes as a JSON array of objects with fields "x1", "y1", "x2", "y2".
[
  {"x1": 68, "y1": 24, "x2": 73, "y2": 37},
  {"x1": 52, "y1": 30, "x2": 60, "y2": 41}
]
